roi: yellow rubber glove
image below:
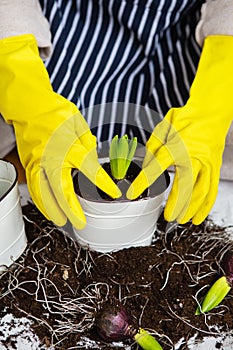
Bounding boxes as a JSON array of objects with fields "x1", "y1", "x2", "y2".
[
  {"x1": 0, "y1": 34, "x2": 121, "y2": 229},
  {"x1": 127, "y1": 35, "x2": 233, "y2": 225}
]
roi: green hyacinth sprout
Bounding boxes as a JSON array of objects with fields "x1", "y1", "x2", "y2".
[
  {"x1": 134, "y1": 328, "x2": 163, "y2": 350},
  {"x1": 109, "y1": 135, "x2": 137, "y2": 180},
  {"x1": 196, "y1": 251, "x2": 233, "y2": 315}
]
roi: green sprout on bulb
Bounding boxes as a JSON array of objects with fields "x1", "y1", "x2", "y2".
[
  {"x1": 109, "y1": 135, "x2": 137, "y2": 180},
  {"x1": 134, "y1": 328, "x2": 163, "y2": 350},
  {"x1": 96, "y1": 300, "x2": 163, "y2": 350},
  {"x1": 195, "y1": 251, "x2": 233, "y2": 315}
]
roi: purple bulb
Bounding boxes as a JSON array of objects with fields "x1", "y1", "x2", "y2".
[
  {"x1": 222, "y1": 251, "x2": 233, "y2": 284},
  {"x1": 96, "y1": 301, "x2": 135, "y2": 342}
]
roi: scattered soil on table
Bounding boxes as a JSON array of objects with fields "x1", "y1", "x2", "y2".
[{"x1": 0, "y1": 204, "x2": 233, "y2": 349}]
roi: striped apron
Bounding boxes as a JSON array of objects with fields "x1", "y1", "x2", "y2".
[{"x1": 39, "y1": 0, "x2": 204, "y2": 145}]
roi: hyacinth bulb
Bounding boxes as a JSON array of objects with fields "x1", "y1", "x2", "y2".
[
  {"x1": 222, "y1": 251, "x2": 233, "y2": 284},
  {"x1": 95, "y1": 301, "x2": 132, "y2": 341},
  {"x1": 196, "y1": 251, "x2": 233, "y2": 315},
  {"x1": 95, "y1": 300, "x2": 163, "y2": 350}
]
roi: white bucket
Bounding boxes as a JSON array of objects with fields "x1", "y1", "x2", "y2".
[
  {"x1": 73, "y1": 158, "x2": 170, "y2": 253},
  {"x1": 0, "y1": 160, "x2": 27, "y2": 270}
]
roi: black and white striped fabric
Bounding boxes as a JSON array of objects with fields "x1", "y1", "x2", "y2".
[{"x1": 39, "y1": 0, "x2": 204, "y2": 145}]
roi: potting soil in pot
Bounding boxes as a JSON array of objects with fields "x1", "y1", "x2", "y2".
[
  {"x1": 0, "y1": 203, "x2": 232, "y2": 350},
  {"x1": 74, "y1": 161, "x2": 168, "y2": 202}
]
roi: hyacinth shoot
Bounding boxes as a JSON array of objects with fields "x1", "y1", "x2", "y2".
[
  {"x1": 196, "y1": 251, "x2": 233, "y2": 315},
  {"x1": 135, "y1": 328, "x2": 163, "y2": 350},
  {"x1": 96, "y1": 300, "x2": 163, "y2": 350},
  {"x1": 109, "y1": 135, "x2": 137, "y2": 180}
]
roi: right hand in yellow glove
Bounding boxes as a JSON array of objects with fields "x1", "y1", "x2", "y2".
[
  {"x1": 127, "y1": 35, "x2": 233, "y2": 225},
  {"x1": 0, "y1": 34, "x2": 121, "y2": 229}
]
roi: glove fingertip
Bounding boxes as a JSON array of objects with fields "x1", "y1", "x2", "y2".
[
  {"x1": 126, "y1": 185, "x2": 140, "y2": 200},
  {"x1": 56, "y1": 181, "x2": 87, "y2": 229},
  {"x1": 95, "y1": 168, "x2": 122, "y2": 199},
  {"x1": 126, "y1": 172, "x2": 149, "y2": 200},
  {"x1": 192, "y1": 214, "x2": 206, "y2": 226},
  {"x1": 163, "y1": 192, "x2": 179, "y2": 222},
  {"x1": 71, "y1": 215, "x2": 87, "y2": 230},
  {"x1": 110, "y1": 186, "x2": 122, "y2": 199},
  {"x1": 30, "y1": 192, "x2": 67, "y2": 227},
  {"x1": 34, "y1": 196, "x2": 67, "y2": 227},
  {"x1": 28, "y1": 168, "x2": 68, "y2": 228},
  {"x1": 177, "y1": 217, "x2": 190, "y2": 225},
  {"x1": 53, "y1": 215, "x2": 68, "y2": 227},
  {"x1": 164, "y1": 208, "x2": 176, "y2": 223}
]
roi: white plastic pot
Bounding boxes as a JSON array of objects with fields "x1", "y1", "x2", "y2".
[
  {"x1": 73, "y1": 158, "x2": 170, "y2": 253},
  {"x1": 0, "y1": 160, "x2": 27, "y2": 270}
]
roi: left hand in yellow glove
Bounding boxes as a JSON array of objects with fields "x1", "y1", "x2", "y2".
[
  {"x1": 127, "y1": 35, "x2": 233, "y2": 225},
  {"x1": 0, "y1": 34, "x2": 121, "y2": 229}
]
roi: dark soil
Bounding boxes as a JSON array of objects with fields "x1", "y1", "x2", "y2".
[
  {"x1": 0, "y1": 203, "x2": 233, "y2": 350},
  {"x1": 74, "y1": 161, "x2": 169, "y2": 202}
]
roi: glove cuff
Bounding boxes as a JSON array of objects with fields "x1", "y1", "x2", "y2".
[{"x1": 189, "y1": 35, "x2": 233, "y2": 131}]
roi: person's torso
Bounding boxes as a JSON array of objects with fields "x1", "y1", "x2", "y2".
[{"x1": 39, "y1": 0, "x2": 204, "y2": 143}]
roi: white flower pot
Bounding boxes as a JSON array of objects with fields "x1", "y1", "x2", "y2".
[
  {"x1": 73, "y1": 158, "x2": 170, "y2": 253},
  {"x1": 0, "y1": 160, "x2": 27, "y2": 270}
]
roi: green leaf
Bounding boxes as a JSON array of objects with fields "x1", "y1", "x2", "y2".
[
  {"x1": 195, "y1": 276, "x2": 231, "y2": 315},
  {"x1": 115, "y1": 135, "x2": 129, "y2": 179},
  {"x1": 125, "y1": 137, "x2": 137, "y2": 173},
  {"x1": 134, "y1": 328, "x2": 163, "y2": 350},
  {"x1": 109, "y1": 135, "x2": 119, "y2": 179}
]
